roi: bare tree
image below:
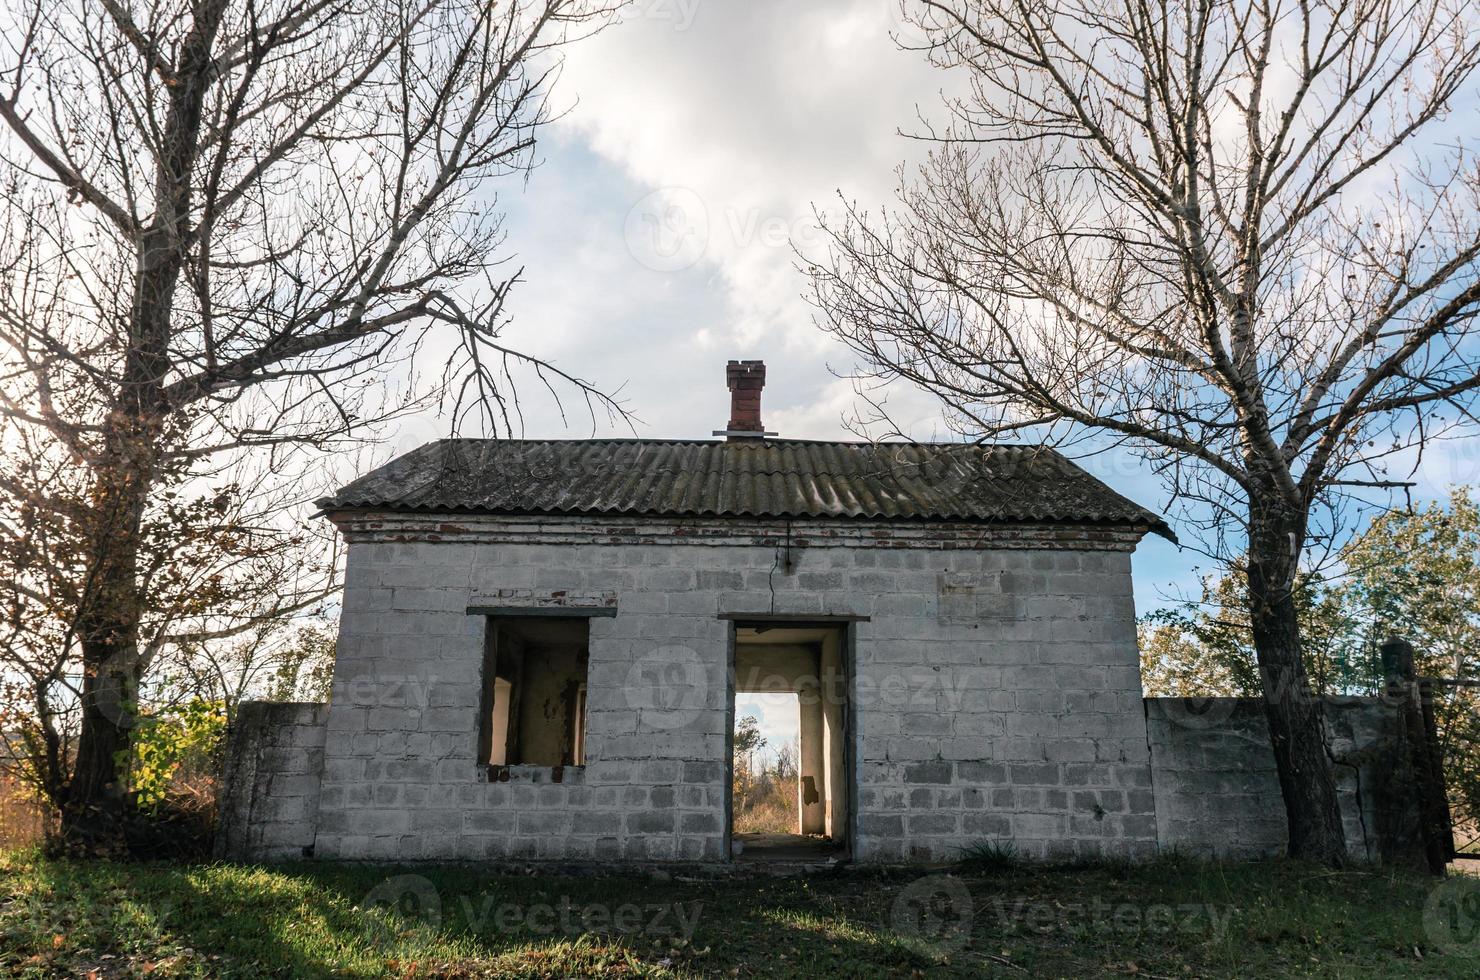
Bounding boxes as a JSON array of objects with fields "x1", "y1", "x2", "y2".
[
  {"x1": 807, "y1": 0, "x2": 1480, "y2": 864},
  {"x1": 0, "y1": 0, "x2": 624, "y2": 850},
  {"x1": 0, "y1": 425, "x2": 339, "y2": 812}
]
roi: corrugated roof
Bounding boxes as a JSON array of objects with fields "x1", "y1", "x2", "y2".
[{"x1": 320, "y1": 439, "x2": 1172, "y2": 537}]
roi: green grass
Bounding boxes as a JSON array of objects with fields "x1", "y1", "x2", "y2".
[{"x1": 1, "y1": 848, "x2": 1477, "y2": 977}]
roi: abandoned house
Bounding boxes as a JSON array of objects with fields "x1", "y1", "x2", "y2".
[{"x1": 218, "y1": 361, "x2": 1423, "y2": 866}]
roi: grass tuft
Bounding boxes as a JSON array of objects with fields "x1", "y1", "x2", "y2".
[{"x1": 955, "y1": 839, "x2": 1020, "y2": 871}]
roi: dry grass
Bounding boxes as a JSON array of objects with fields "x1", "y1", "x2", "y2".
[
  {"x1": 0, "y1": 770, "x2": 218, "y2": 858},
  {"x1": 734, "y1": 774, "x2": 798, "y2": 835},
  {"x1": 0, "y1": 777, "x2": 49, "y2": 849}
]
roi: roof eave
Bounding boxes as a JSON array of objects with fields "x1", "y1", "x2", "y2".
[{"x1": 317, "y1": 503, "x2": 1175, "y2": 540}]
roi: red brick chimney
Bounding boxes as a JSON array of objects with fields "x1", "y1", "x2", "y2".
[{"x1": 718, "y1": 360, "x2": 774, "y2": 440}]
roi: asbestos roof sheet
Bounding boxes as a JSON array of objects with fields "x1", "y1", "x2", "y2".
[{"x1": 320, "y1": 439, "x2": 1171, "y2": 537}]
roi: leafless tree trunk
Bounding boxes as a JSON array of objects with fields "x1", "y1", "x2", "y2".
[
  {"x1": 809, "y1": 0, "x2": 1480, "y2": 865},
  {"x1": 0, "y1": 0, "x2": 624, "y2": 851}
]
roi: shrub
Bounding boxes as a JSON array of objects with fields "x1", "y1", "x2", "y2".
[{"x1": 123, "y1": 699, "x2": 226, "y2": 810}]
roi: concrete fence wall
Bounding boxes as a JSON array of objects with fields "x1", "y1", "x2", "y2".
[
  {"x1": 215, "y1": 701, "x2": 329, "y2": 861},
  {"x1": 1145, "y1": 697, "x2": 1415, "y2": 862}
]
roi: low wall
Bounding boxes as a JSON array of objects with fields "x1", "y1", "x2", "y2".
[
  {"x1": 215, "y1": 702, "x2": 329, "y2": 861},
  {"x1": 1145, "y1": 696, "x2": 1419, "y2": 863}
]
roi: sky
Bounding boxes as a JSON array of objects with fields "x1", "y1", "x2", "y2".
[
  {"x1": 734, "y1": 693, "x2": 800, "y2": 766},
  {"x1": 382, "y1": 0, "x2": 1480, "y2": 707}
]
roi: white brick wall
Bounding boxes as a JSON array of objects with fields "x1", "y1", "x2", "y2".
[{"x1": 301, "y1": 514, "x2": 1158, "y2": 864}]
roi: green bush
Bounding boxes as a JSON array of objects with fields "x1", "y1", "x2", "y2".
[{"x1": 122, "y1": 699, "x2": 227, "y2": 810}]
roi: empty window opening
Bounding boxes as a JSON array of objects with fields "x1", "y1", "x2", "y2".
[
  {"x1": 731, "y1": 624, "x2": 849, "y2": 862},
  {"x1": 480, "y1": 616, "x2": 589, "y2": 768}
]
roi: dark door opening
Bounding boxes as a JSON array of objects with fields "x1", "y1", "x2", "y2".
[{"x1": 729, "y1": 623, "x2": 850, "y2": 864}]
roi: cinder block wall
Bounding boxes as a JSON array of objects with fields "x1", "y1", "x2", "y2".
[
  {"x1": 219, "y1": 627, "x2": 1429, "y2": 866},
  {"x1": 1145, "y1": 697, "x2": 1407, "y2": 861},
  {"x1": 215, "y1": 701, "x2": 329, "y2": 861},
  {"x1": 303, "y1": 513, "x2": 1157, "y2": 864}
]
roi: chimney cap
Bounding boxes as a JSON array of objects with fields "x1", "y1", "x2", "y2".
[{"x1": 726, "y1": 359, "x2": 766, "y2": 382}]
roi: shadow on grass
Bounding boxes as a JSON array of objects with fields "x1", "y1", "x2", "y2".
[{"x1": 8, "y1": 856, "x2": 956, "y2": 978}]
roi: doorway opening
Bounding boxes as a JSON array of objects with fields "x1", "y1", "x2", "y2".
[{"x1": 730, "y1": 623, "x2": 850, "y2": 864}]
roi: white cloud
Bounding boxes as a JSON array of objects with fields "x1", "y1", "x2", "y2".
[{"x1": 484, "y1": 0, "x2": 953, "y2": 441}]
